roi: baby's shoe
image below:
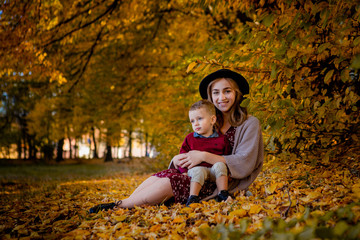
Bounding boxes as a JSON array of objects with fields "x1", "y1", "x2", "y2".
[
  {"x1": 216, "y1": 190, "x2": 229, "y2": 202},
  {"x1": 186, "y1": 195, "x2": 200, "y2": 207}
]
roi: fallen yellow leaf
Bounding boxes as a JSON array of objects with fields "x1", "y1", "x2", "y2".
[
  {"x1": 172, "y1": 216, "x2": 185, "y2": 224},
  {"x1": 229, "y1": 209, "x2": 247, "y2": 218}
]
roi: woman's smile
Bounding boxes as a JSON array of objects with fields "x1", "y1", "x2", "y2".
[
  {"x1": 218, "y1": 101, "x2": 229, "y2": 106},
  {"x1": 217, "y1": 102, "x2": 228, "y2": 108}
]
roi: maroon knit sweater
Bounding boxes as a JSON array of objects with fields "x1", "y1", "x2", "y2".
[{"x1": 178, "y1": 132, "x2": 231, "y2": 173}]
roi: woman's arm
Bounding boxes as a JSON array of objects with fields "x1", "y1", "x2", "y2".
[
  {"x1": 178, "y1": 150, "x2": 226, "y2": 169},
  {"x1": 224, "y1": 117, "x2": 263, "y2": 179}
]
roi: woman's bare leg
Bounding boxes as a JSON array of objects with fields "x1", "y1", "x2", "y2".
[
  {"x1": 131, "y1": 176, "x2": 160, "y2": 195},
  {"x1": 119, "y1": 177, "x2": 173, "y2": 208}
]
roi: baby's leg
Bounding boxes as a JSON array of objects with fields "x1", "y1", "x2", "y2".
[
  {"x1": 187, "y1": 166, "x2": 209, "y2": 196},
  {"x1": 210, "y1": 162, "x2": 230, "y2": 202},
  {"x1": 186, "y1": 167, "x2": 210, "y2": 206},
  {"x1": 210, "y1": 162, "x2": 228, "y2": 191},
  {"x1": 189, "y1": 182, "x2": 202, "y2": 196},
  {"x1": 216, "y1": 175, "x2": 228, "y2": 191}
]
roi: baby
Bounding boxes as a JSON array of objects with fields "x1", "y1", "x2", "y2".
[{"x1": 178, "y1": 99, "x2": 231, "y2": 206}]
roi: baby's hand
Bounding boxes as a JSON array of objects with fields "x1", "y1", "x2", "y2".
[{"x1": 182, "y1": 173, "x2": 188, "y2": 176}]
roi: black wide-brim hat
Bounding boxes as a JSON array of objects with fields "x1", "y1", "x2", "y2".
[{"x1": 199, "y1": 69, "x2": 249, "y2": 99}]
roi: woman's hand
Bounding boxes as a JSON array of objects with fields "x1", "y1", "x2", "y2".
[
  {"x1": 180, "y1": 150, "x2": 206, "y2": 169},
  {"x1": 171, "y1": 153, "x2": 187, "y2": 169},
  {"x1": 179, "y1": 150, "x2": 227, "y2": 169}
]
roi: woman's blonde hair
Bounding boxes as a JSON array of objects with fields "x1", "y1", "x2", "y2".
[{"x1": 207, "y1": 78, "x2": 248, "y2": 128}]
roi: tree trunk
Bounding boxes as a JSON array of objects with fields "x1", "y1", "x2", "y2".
[
  {"x1": 23, "y1": 138, "x2": 28, "y2": 160},
  {"x1": 17, "y1": 138, "x2": 21, "y2": 160},
  {"x1": 145, "y1": 132, "x2": 149, "y2": 157},
  {"x1": 104, "y1": 144, "x2": 113, "y2": 162},
  {"x1": 34, "y1": 144, "x2": 38, "y2": 160},
  {"x1": 56, "y1": 138, "x2": 64, "y2": 162},
  {"x1": 22, "y1": 131, "x2": 27, "y2": 160},
  {"x1": 68, "y1": 137, "x2": 72, "y2": 159},
  {"x1": 91, "y1": 127, "x2": 98, "y2": 158},
  {"x1": 128, "y1": 129, "x2": 132, "y2": 159},
  {"x1": 28, "y1": 135, "x2": 36, "y2": 160},
  {"x1": 42, "y1": 143, "x2": 54, "y2": 162},
  {"x1": 74, "y1": 138, "x2": 78, "y2": 159},
  {"x1": 18, "y1": 116, "x2": 27, "y2": 160},
  {"x1": 27, "y1": 136, "x2": 32, "y2": 160}
]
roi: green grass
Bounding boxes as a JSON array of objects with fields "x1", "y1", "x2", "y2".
[
  {"x1": 0, "y1": 158, "x2": 153, "y2": 181},
  {"x1": 0, "y1": 164, "x2": 128, "y2": 182},
  {"x1": 0, "y1": 158, "x2": 153, "y2": 202}
]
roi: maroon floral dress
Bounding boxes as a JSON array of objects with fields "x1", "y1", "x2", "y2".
[{"x1": 153, "y1": 127, "x2": 236, "y2": 204}]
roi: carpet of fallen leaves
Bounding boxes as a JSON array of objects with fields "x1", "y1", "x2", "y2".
[{"x1": 1, "y1": 155, "x2": 360, "y2": 239}]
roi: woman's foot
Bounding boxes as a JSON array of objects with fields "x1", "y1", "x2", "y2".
[
  {"x1": 186, "y1": 195, "x2": 200, "y2": 207},
  {"x1": 89, "y1": 200, "x2": 122, "y2": 213}
]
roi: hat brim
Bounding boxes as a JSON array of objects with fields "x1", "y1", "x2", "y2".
[{"x1": 199, "y1": 69, "x2": 249, "y2": 99}]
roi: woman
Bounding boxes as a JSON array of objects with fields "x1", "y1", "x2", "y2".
[{"x1": 89, "y1": 69, "x2": 264, "y2": 213}]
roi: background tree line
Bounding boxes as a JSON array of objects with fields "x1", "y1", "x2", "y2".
[{"x1": 0, "y1": 0, "x2": 359, "y2": 166}]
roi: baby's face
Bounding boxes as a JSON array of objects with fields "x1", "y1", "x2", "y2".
[{"x1": 189, "y1": 108, "x2": 216, "y2": 137}]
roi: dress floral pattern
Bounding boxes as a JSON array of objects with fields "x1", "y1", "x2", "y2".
[{"x1": 153, "y1": 127, "x2": 236, "y2": 204}]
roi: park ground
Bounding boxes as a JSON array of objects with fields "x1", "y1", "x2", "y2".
[{"x1": 0, "y1": 155, "x2": 360, "y2": 239}]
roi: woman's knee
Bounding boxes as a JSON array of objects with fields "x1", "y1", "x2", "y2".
[{"x1": 133, "y1": 177, "x2": 173, "y2": 206}]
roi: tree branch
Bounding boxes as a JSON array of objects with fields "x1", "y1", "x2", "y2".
[
  {"x1": 43, "y1": 0, "x2": 119, "y2": 48},
  {"x1": 67, "y1": 27, "x2": 104, "y2": 93},
  {"x1": 51, "y1": 0, "x2": 101, "y2": 30}
]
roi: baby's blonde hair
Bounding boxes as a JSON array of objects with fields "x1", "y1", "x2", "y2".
[{"x1": 189, "y1": 99, "x2": 216, "y2": 116}]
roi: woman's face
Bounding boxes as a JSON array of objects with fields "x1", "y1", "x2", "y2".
[{"x1": 210, "y1": 78, "x2": 236, "y2": 113}]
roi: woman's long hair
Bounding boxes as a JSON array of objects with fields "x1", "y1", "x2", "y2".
[{"x1": 207, "y1": 78, "x2": 248, "y2": 129}]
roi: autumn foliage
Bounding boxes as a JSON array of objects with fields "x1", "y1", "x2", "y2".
[
  {"x1": 0, "y1": 0, "x2": 358, "y2": 163},
  {"x1": 1, "y1": 157, "x2": 359, "y2": 239}
]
